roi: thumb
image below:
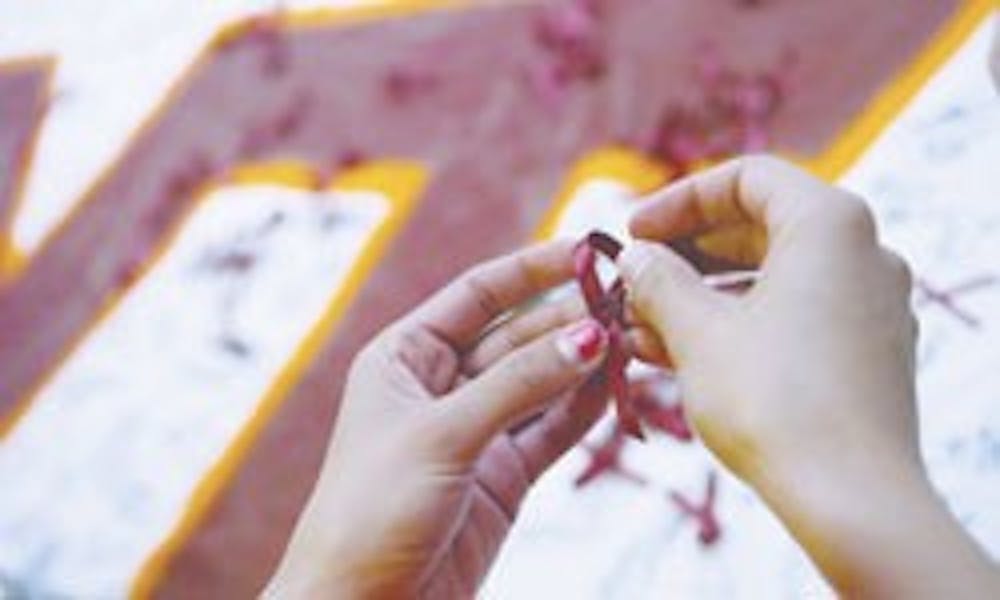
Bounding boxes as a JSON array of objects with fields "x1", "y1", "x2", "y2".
[
  {"x1": 617, "y1": 240, "x2": 727, "y2": 357},
  {"x1": 439, "y1": 318, "x2": 608, "y2": 460}
]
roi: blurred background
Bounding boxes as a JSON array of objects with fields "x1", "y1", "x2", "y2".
[{"x1": 1, "y1": 1, "x2": 998, "y2": 597}]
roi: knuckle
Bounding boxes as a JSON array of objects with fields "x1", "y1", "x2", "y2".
[
  {"x1": 882, "y1": 249, "x2": 914, "y2": 291},
  {"x1": 394, "y1": 326, "x2": 423, "y2": 356},
  {"x1": 386, "y1": 328, "x2": 421, "y2": 365},
  {"x1": 831, "y1": 193, "x2": 877, "y2": 238},
  {"x1": 736, "y1": 154, "x2": 796, "y2": 192},
  {"x1": 493, "y1": 323, "x2": 521, "y2": 357},
  {"x1": 506, "y1": 350, "x2": 551, "y2": 397},
  {"x1": 739, "y1": 153, "x2": 786, "y2": 176},
  {"x1": 511, "y1": 252, "x2": 543, "y2": 292},
  {"x1": 461, "y1": 265, "x2": 505, "y2": 319},
  {"x1": 351, "y1": 336, "x2": 384, "y2": 372}
]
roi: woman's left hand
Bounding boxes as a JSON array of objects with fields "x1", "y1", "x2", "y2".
[{"x1": 265, "y1": 240, "x2": 611, "y2": 598}]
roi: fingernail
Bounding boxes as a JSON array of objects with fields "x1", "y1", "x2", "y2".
[
  {"x1": 617, "y1": 241, "x2": 659, "y2": 283},
  {"x1": 558, "y1": 318, "x2": 608, "y2": 365}
]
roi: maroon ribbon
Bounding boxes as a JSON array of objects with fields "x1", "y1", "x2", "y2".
[
  {"x1": 573, "y1": 230, "x2": 644, "y2": 439},
  {"x1": 669, "y1": 471, "x2": 721, "y2": 546}
]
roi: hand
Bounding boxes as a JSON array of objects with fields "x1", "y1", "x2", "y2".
[
  {"x1": 265, "y1": 240, "x2": 611, "y2": 598},
  {"x1": 621, "y1": 155, "x2": 920, "y2": 493},
  {"x1": 618, "y1": 156, "x2": 999, "y2": 596}
]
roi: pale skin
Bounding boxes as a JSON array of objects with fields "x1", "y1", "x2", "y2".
[
  {"x1": 267, "y1": 32, "x2": 1000, "y2": 598},
  {"x1": 266, "y1": 240, "x2": 617, "y2": 598},
  {"x1": 621, "y1": 157, "x2": 999, "y2": 598}
]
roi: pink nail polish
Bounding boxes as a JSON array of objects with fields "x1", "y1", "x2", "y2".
[{"x1": 563, "y1": 319, "x2": 607, "y2": 363}]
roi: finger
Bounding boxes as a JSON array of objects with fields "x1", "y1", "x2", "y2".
[
  {"x1": 694, "y1": 222, "x2": 769, "y2": 266},
  {"x1": 618, "y1": 241, "x2": 732, "y2": 357},
  {"x1": 621, "y1": 303, "x2": 673, "y2": 366},
  {"x1": 404, "y1": 239, "x2": 577, "y2": 351},
  {"x1": 462, "y1": 293, "x2": 587, "y2": 377},
  {"x1": 627, "y1": 325, "x2": 672, "y2": 367},
  {"x1": 510, "y1": 375, "x2": 610, "y2": 481},
  {"x1": 437, "y1": 318, "x2": 608, "y2": 460},
  {"x1": 461, "y1": 267, "x2": 747, "y2": 378},
  {"x1": 629, "y1": 155, "x2": 842, "y2": 256}
]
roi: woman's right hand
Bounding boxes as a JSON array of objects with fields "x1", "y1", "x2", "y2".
[{"x1": 618, "y1": 156, "x2": 998, "y2": 597}]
